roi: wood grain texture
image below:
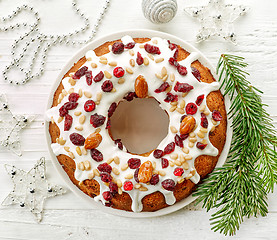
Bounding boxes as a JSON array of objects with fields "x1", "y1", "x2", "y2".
[{"x1": 0, "y1": 0, "x2": 276, "y2": 239}]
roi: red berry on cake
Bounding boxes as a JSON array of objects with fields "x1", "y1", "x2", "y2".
[
  {"x1": 69, "y1": 133, "x2": 85, "y2": 146},
  {"x1": 196, "y1": 94, "x2": 205, "y2": 106},
  {"x1": 113, "y1": 67, "x2": 125, "y2": 78},
  {"x1": 64, "y1": 114, "x2": 73, "y2": 131},
  {"x1": 123, "y1": 181, "x2": 133, "y2": 191},
  {"x1": 174, "y1": 168, "x2": 184, "y2": 176},
  {"x1": 90, "y1": 148, "x2": 103, "y2": 162},
  {"x1": 112, "y1": 42, "x2": 124, "y2": 54},
  {"x1": 128, "y1": 158, "x2": 141, "y2": 169},
  {"x1": 94, "y1": 71, "x2": 104, "y2": 82},
  {"x1": 90, "y1": 113, "x2": 106, "y2": 128},
  {"x1": 68, "y1": 93, "x2": 79, "y2": 102},
  {"x1": 153, "y1": 149, "x2": 164, "y2": 158},
  {"x1": 150, "y1": 174, "x2": 159, "y2": 185},
  {"x1": 97, "y1": 163, "x2": 112, "y2": 174},
  {"x1": 72, "y1": 66, "x2": 88, "y2": 79},
  {"x1": 84, "y1": 100, "x2": 96, "y2": 112},
  {"x1": 101, "y1": 80, "x2": 114, "y2": 92},
  {"x1": 100, "y1": 172, "x2": 112, "y2": 183},
  {"x1": 212, "y1": 110, "x2": 223, "y2": 121},
  {"x1": 164, "y1": 142, "x2": 175, "y2": 155},
  {"x1": 102, "y1": 191, "x2": 113, "y2": 201},
  {"x1": 185, "y1": 103, "x2": 198, "y2": 115},
  {"x1": 161, "y1": 179, "x2": 175, "y2": 191}
]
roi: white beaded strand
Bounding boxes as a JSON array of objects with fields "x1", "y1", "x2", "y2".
[{"x1": 1, "y1": 0, "x2": 111, "y2": 85}]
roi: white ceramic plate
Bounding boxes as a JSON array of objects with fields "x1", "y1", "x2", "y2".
[{"x1": 45, "y1": 29, "x2": 232, "y2": 218}]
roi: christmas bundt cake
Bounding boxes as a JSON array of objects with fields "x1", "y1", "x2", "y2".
[{"x1": 46, "y1": 35, "x2": 227, "y2": 212}]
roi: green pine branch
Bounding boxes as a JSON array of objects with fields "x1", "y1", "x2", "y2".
[{"x1": 193, "y1": 54, "x2": 277, "y2": 235}]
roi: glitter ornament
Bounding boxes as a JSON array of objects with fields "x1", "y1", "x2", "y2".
[
  {"x1": 142, "y1": 0, "x2": 178, "y2": 24},
  {"x1": 0, "y1": 0, "x2": 111, "y2": 85},
  {"x1": 184, "y1": 0, "x2": 249, "y2": 43},
  {"x1": 2, "y1": 157, "x2": 66, "y2": 222},
  {"x1": 0, "y1": 94, "x2": 35, "y2": 156}
]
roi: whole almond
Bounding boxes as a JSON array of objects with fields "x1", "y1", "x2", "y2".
[
  {"x1": 180, "y1": 115, "x2": 196, "y2": 135},
  {"x1": 135, "y1": 75, "x2": 148, "y2": 98},
  {"x1": 138, "y1": 161, "x2": 153, "y2": 183},
  {"x1": 84, "y1": 132, "x2": 102, "y2": 149}
]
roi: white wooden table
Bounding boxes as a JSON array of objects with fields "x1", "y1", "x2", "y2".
[{"x1": 0, "y1": 0, "x2": 277, "y2": 239}]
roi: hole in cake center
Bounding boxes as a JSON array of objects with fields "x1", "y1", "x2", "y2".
[{"x1": 110, "y1": 98, "x2": 169, "y2": 155}]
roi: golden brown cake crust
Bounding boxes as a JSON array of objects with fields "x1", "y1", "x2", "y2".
[{"x1": 48, "y1": 37, "x2": 227, "y2": 212}]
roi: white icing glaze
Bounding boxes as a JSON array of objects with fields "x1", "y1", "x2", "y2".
[{"x1": 46, "y1": 36, "x2": 221, "y2": 212}]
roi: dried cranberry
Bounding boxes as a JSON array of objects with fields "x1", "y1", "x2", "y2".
[
  {"x1": 127, "y1": 158, "x2": 141, "y2": 169},
  {"x1": 186, "y1": 103, "x2": 198, "y2": 115},
  {"x1": 174, "y1": 134, "x2": 184, "y2": 148},
  {"x1": 173, "y1": 49, "x2": 179, "y2": 59},
  {"x1": 85, "y1": 70, "x2": 93, "y2": 86},
  {"x1": 200, "y1": 113, "x2": 208, "y2": 128},
  {"x1": 191, "y1": 67, "x2": 201, "y2": 81},
  {"x1": 212, "y1": 110, "x2": 223, "y2": 121},
  {"x1": 108, "y1": 102, "x2": 117, "y2": 117},
  {"x1": 112, "y1": 42, "x2": 124, "y2": 54},
  {"x1": 72, "y1": 66, "x2": 88, "y2": 79},
  {"x1": 113, "y1": 67, "x2": 125, "y2": 78},
  {"x1": 109, "y1": 182, "x2": 118, "y2": 195},
  {"x1": 174, "y1": 82, "x2": 193, "y2": 93},
  {"x1": 64, "y1": 114, "x2": 73, "y2": 131},
  {"x1": 94, "y1": 71, "x2": 104, "y2": 82},
  {"x1": 196, "y1": 142, "x2": 207, "y2": 150},
  {"x1": 144, "y1": 43, "x2": 161, "y2": 54},
  {"x1": 168, "y1": 57, "x2": 179, "y2": 67},
  {"x1": 123, "y1": 181, "x2": 133, "y2": 191},
  {"x1": 164, "y1": 92, "x2": 178, "y2": 103},
  {"x1": 101, "y1": 80, "x2": 113, "y2": 92},
  {"x1": 123, "y1": 92, "x2": 137, "y2": 101},
  {"x1": 167, "y1": 40, "x2": 177, "y2": 50},
  {"x1": 164, "y1": 142, "x2": 175, "y2": 155},
  {"x1": 105, "y1": 202, "x2": 112, "y2": 207},
  {"x1": 100, "y1": 172, "x2": 112, "y2": 183},
  {"x1": 134, "y1": 168, "x2": 139, "y2": 183},
  {"x1": 196, "y1": 94, "x2": 204, "y2": 106},
  {"x1": 68, "y1": 93, "x2": 79, "y2": 102},
  {"x1": 161, "y1": 179, "x2": 175, "y2": 191},
  {"x1": 150, "y1": 174, "x2": 159, "y2": 185},
  {"x1": 90, "y1": 113, "x2": 106, "y2": 127},
  {"x1": 97, "y1": 163, "x2": 112, "y2": 174},
  {"x1": 153, "y1": 149, "x2": 164, "y2": 159},
  {"x1": 69, "y1": 133, "x2": 85, "y2": 146},
  {"x1": 180, "y1": 134, "x2": 189, "y2": 140},
  {"x1": 125, "y1": 42, "x2": 135, "y2": 49},
  {"x1": 174, "y1": 168, "x2": 184, "y2": 176},
  {"x1": 106, "y1": 119, "x2": 111, "y2": 129},
  {"x1": 154, "y1": 82, "x2": 170, "y2": 93},
  {"x1": 102, "y1": 191, "x2": 113, "y2": 201},
  {"x1": 84, "y1": 100, "x2": 96, "y2": 112},
  {"x1": 59, "y1": 105, "x2": 68, "y2": 117},
  {"x1": 90, "y1": 148, "x2": 103, "y2": 162},
  {"x1": 161, "y1": 158, "x2": 169, "y2": 168},
  {"x1": 114, "y1": 139, "x2": 123, "y2": 150},
  {"x1": 177, "y1": 65, "x2": 188, "y2": 76},
  {"x1": 64, "y1": 102, "x2": 78, "y2": 110},
  {"x1": 136, "y1": 52, "x2": 143, "y2": 65}
]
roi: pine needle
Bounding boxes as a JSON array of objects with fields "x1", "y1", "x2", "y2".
[{"x1": 193, "y1": 54, "x2": 277, "y2": 236}]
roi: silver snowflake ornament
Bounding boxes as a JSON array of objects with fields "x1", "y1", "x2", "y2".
[
  {"x1": 0, "y1": 94, "x2": 35, "y2": 156},
  {"x1": 2, "y1": 157, "x2": 66, "y2": 222},
  {"x1": 184, "y1": 0, "x2": 249, "y2": 43}
]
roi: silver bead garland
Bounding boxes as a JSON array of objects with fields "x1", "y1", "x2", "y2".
[{"x1": 0, "y1": 0, "x2": 111, "y2": 85}]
